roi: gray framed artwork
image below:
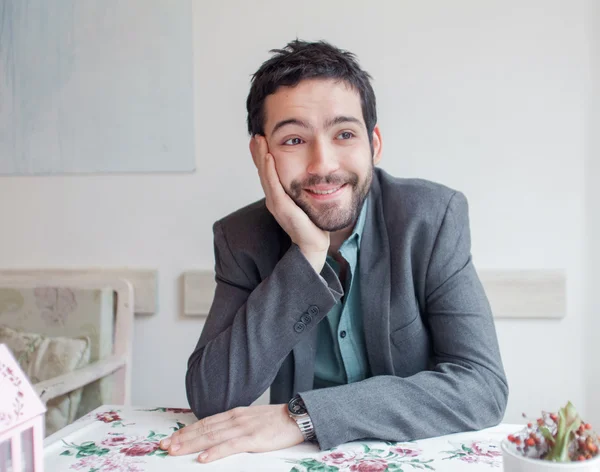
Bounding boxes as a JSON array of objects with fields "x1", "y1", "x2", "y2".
[{"x1": 0, "y1": 0, "x2": 195, "y2": 174}]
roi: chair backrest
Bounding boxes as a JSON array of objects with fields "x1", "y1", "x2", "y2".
[{"x1": 0, "y1": 274, "x2": 134, "y2": 416}]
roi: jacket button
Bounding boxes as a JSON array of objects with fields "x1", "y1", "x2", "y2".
[
  {"x1": 339, "y1": 330, "x2": 347, "y2": 339},
  {"x1": 294, "y1": 322, "x2": 306, "y2": 333},
  {"x1": 300, "y1": 314, "x2": 312, "y2": 324},
  {"x1": 308, "y1": 306, "x2": 319, "y2": 316}
]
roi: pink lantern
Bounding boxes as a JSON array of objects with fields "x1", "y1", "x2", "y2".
[{"x1": 0, "y1": 344, "x2": 45, "y2": 472}]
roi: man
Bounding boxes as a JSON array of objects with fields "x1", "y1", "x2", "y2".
[{"x1": 160, "y1": 40, "x2": 508, "y2": 464}]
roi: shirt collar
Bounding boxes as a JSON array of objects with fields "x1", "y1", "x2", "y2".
[{"x1": 346, "y1": 196, "x2": 369, "y2": 247}]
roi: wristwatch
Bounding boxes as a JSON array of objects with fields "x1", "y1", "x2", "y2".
[{"x1": 287, "y1": 394, "x2": 316, "y2": 442}]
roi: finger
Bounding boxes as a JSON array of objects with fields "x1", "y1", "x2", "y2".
[
  {"x1": 197, "y1": 436, "x2": 251, "y2": 463},
  {"x1": 161, "y1": 409, "x2": 238, "y2": 449},
  {"x1": 249, "y1": 135, "x2": 260, "y2": 168},
  {"x1": 168, "y1": 416, "x2": 239, "y2": 448},
  {"x1": 250, "y1": 135, "x2": 269, "y2": 169},
  {"x1": 168, "y1": 424, "x2": 247, "y2": 456},
  {"x1": 250, "y1": 136, "x2": 271, "y2": 195},
  {"x1": 262, "y1": 152, "x2": 290, "y2": 204}
]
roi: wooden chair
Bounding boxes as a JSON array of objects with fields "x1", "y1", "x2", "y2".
[{"x1": 0, "y1": 274, "x2": 134, "y2": 435}]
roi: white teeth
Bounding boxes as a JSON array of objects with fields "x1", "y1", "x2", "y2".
[{"x1": 309, "y1": 187, "x2": 341, "y2": 195}]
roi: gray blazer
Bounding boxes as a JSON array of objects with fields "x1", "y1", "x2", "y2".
[{"x1": 186, "y1": 168, "x2": 508, "y2": 450}]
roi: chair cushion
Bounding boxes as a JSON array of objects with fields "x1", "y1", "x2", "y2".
[{"x1": 0, "y1": 325, "x2": 91, "y2": 436}]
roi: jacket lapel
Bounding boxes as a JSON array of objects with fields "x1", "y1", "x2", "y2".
[{"x1": 360, "y1": 170, "x2": 393, "y2": 375}]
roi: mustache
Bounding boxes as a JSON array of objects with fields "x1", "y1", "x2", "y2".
[{"x1": 290, "y1": 173, "x2": 359, "y2": 194}]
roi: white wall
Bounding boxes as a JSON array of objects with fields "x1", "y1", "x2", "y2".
[
  {"x1": 585, "y1": 0, "x2": 600, "y2": 427},
  {"x1": 0, "y1": 0, "x2": 593, "y2": 423}
]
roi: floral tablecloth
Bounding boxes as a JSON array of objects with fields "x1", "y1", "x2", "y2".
[{"x1": 44, "y1": 405, "x2": 520, "y2": 471}]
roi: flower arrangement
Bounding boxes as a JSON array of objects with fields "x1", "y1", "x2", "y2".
[{"x1": 504, "y1": 402, "x2": 599, "y2": 463}]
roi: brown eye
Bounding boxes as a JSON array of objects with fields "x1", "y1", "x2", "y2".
[
  {"x1": 284, "y1": 137, "x2": 304, "y2": 145},
  {"x1": 337, "y1": 131, "x2": 354, "y2": 140}
]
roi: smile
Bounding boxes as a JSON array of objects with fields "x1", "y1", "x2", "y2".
[
  {"x1": 307, "y1": 187, "x2": 342, "y2": 195},
  {"x1": 303, "y1": 184, "x2": 347, "y2": 200}
]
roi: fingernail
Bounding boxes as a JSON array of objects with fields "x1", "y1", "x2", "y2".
[
  {"x1": 170, "y1": 444, "x2": 180, "y2": 453},
  {"x1": 160, "y1": 439, "x2": 170, "y2": 449},
  {"x1": 199, "y1": 453, "x2": 208, "y2": 462}
]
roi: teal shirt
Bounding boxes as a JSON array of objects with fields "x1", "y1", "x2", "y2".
[{"x1": 314, "y1": 199, "x2": 370, "y2": 389}]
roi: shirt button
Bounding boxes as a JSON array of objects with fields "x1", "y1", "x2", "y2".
[
  {"x1": 339, "y1": 330, "x2": 347, "y2": 339},
  {"x1": 300, "y1": 314, "x2": 312, "y2": 324},
  {"x1": 294, "y1": 322, "x2": 306, "y2": 333},
  {"x1": 308, "y1": 306, "x2": 319, "y2": 316}
]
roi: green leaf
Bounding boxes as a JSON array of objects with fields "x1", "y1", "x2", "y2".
[
  {"x1": 545, "y1": 402, "x2": 582, "y2": 462},
  {"x1": 290, "y1": 468, "x2": 302, "y2": 472},
  {"x1": 171, "y1": 421, "x2": 186, "y2": 432},
  {"x1": 75, "y1": 450, "x2": 94, "y2": 458},
  {"x1": 461, "y1": 444, "x2": 473, "y2": 454},
  {"x1": 539, "y1": 425, "x2": 555, "y2": 444},
  {"x1": 304, "y1": 459, "x2": 323, "y2": 466},
  {"x1": 369, "y1": 448, "x2": 386, "y2": 455},
  {"x1": 60, "y1": 450, "x2": 72, "y2": 456},
  {"x1": 362, "y1": 444, "x2": 371, "y2": 453},
  {"x1": 386, "y1": 464, "x2": 403, "y2": 471},
  {"x1": 80, "y1": 441, "x2": 95, "y2": 448}
]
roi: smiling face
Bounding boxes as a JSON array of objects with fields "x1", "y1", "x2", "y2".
[{"x1": 262, "y1": 78, "x2": 382, "y2": 232}]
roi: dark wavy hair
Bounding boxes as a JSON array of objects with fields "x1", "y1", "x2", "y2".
[{"x1": 246, "y1": 40, "x2": 377, "y2": 149}]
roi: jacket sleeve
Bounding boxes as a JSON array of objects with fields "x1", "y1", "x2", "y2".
[
  {"x1": 300, "y1": 191, "x2": 509, "y2": 450},
  {"x1": 185, "y1": 221, "x2": 343, "y2": 418}
]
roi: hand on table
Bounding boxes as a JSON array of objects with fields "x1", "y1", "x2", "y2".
[
  {"x1": 250, "y1": 135, "x2": 329, "y2": 273},
  {"x1": 159, "y1": 404, "x2": 305, "y2": 463}
]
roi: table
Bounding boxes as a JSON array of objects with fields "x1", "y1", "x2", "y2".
[{"x1": 44, "y1": 405, "x2": 520, "y2": 471}]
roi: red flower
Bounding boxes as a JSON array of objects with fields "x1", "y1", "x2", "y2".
[
  {"x1": 350, "y1": 459, "x2": 389, "y2": 472},
  {"x1": 391, "y1": 446, "x2": 421, "y2": 457},
  {"x1": 100, "y1": 434, "x2": 142, "y2": 448},
  {"x1": 165, "y1": 408, "x2": 192, "y2": 414},
  {"x1": 321, "y1": 451, "x2": 359, "y2": 465},
  {"x1": 120, "y1": 441, "x2": 159, "y2": 456},
  {"x1": 472, "y1": 441, "x2": 502, "y2": 458},
  {"x1": 96, "y1": 411, "x2": 122, "y2": 423}
]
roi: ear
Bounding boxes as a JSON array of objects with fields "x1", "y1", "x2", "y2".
[
  {"x1": 371, "y1": 125, "x2": 383, "y2": 166},
  {"x1": 249, "y1": 136, "x2": 259, "y2": 169}
]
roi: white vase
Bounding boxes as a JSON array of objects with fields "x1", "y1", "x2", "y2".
[{"x1": 502, "y1": 439, "x2": 600, "y2": 471}]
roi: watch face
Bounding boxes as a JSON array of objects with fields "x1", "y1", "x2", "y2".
[{"x1": 288, "y1": 395, "x2": 307, "y2": 415}]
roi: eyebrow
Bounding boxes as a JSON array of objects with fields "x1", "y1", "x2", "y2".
[{"x1": 270, "y1": 115, "x2": 363, "y2": 135}]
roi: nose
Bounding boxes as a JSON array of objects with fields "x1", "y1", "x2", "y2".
[{"x1": 306, "y1": 139, "x2": 339, "y2": 176}]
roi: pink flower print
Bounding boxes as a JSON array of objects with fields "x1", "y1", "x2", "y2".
[
  {"x1": 391, "y1": 445, "x2": 422, "y2": 458},
  {"x1": 70, "y1": 454, "x2": 102, "y2": 470},
  {"x1": 321, "y1": 450, "x2": 361, "y2": 466},
  {"x1": 0, "y1": 411, "x2": 14, "y2": 426},
  {"x1": 96, "y1": 410, "x2": 122, "y2": 423},
  {"x1": 100, "y1": 434, "x2": 142, "y2": 448},
  {"x1": 34, "y1": 287, "x2": 76, "y2": 326},
  {"x1": 120, "y1": 441, "x2": 160, "y2": 456},
  {"x1": 70, "y1": 451, "x2": 145, "y2": 472},
  {"x1": 350, "y1": 459, "x2": 389, "y2": 472},
  {"x1": 472, "y1": 441, "x2": 502, "y2": 458}
]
